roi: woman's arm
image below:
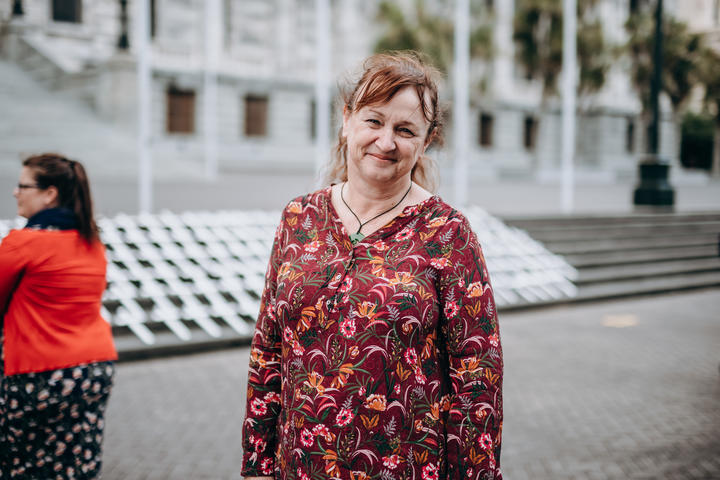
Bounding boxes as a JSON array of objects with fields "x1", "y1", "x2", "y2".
[
  {"x1": 438, "y1": 215, "x2": 503, "y2": 479},
  {"x1": 0, "y1": 231, "x2": 26, "y2": 315},
  {"x1": 240, "y1": 211, "x2": 288, "y2": 477}
]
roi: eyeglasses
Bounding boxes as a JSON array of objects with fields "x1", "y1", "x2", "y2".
[{"x1": 16, "y1": 183, "x2": 42, "y2": 190}]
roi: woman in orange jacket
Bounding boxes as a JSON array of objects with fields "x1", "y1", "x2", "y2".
[{"x1": 0, "y1": 153, "x2": 117, "y2": 479}]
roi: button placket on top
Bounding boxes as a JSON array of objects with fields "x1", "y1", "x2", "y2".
[{"x1": 326, "y1": 243, "x2": 358, "y2": 314}]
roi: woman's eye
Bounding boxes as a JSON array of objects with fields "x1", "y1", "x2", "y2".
[
  {"x1": 366, "y1": 118, "x2": 381, "y2": 126},
  {"x1": 398, "y1": 128, "x2": 415, "y2": 137}
]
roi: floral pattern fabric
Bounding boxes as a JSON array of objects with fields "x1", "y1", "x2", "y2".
[
  {"x1": 0, "y1": 361, "x2": 115, "y2": 479},
  {"x1": 241, "y1": 188, "x2": 502, "y2": 480}
]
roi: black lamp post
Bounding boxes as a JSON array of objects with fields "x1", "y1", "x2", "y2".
[
  {"x1": 12, "y1": 0, "x2": 23, "y2": 16},
  {"x1": 117, "y1": 0, "x2": 130, "y2": 50},
  {"x1": 633, "y1": 0, "x2": 675, "y2": 207}
]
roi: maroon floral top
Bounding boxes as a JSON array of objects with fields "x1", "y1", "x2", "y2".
[{"x1": 241, "y1": 187, "x2": 503, "y2": 480}]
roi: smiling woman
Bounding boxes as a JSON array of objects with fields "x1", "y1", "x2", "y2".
[
  {"x1": 241, "y1": 53, "x2": 503, "y2": 480},
  {"x1": 327, "y1": 52, "x2": 442, "y2": 195}
]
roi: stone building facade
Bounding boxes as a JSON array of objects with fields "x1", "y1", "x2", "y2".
[{"x1": 0, "y1": 0, "x2": 705, "y2": 182}]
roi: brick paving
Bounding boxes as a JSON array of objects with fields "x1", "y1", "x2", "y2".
[{"x1": 100, "y1": 288, "x2": 720, "y2": 480}]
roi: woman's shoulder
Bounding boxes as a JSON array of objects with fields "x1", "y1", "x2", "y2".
[
  {"x1": 419, "y1": 195, "x2": 469, "y2": 223},
  {"x1": 2, "y1": 228, "x2": 101, "y2": 251},
  {"x1": 0, "y1": 228, "x2": 52, "y2": 256},
  {"x1": 1, "y1": 227, "x2": 45, "y2": 245},
  {"x1": 0, "y1": 228, "x2": 25, "y2": 251},
  {"x1": 281, "y1": 187, "x2": 332, "y2": 216}
]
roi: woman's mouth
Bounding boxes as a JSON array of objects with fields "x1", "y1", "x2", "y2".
[{"x1": 368, "y1": 153, "x2": 396, "y2": 162}]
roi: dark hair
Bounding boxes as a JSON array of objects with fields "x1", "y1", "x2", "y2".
[
  {"x1": 23, "y1": 153, "x2": 99, "y2": 243},
  {"x1": 325, "y1": 51, "x2": 444, "y2": 191}
]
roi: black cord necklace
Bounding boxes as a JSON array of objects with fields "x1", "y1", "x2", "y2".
[{"x1": 340, "y1": 181, "x2": 413, "y2": 245}]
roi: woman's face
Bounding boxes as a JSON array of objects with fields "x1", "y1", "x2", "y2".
[
  {"x1": 13, "y1": 167, "x2": 56, "y2": 218},
  {"x1": 342, "y1": 86, "x2": 432, "y2": 188}
]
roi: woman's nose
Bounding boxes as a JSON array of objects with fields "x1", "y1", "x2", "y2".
[{"x1": 375, "y1": 127, "x2": 396, "y2": 151}]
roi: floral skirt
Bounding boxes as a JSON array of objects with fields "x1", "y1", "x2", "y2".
[{"x1": 0, "y1": 361, "x2": 115, "y2": 480}]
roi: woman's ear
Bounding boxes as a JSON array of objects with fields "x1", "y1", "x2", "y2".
[
  {"x1": 341, "y1": 105, "x2": 351, "y2": 139},
  {"x1": 44, "y1": 185, "x2": 60, "y2": 208},
  {"x1": 423, "y1": 128, "x2": 436, "y2": 151}
]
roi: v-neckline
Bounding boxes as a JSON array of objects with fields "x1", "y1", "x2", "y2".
[{"x1": 323, "y1": 185, "x2": 438, "y2": 248}]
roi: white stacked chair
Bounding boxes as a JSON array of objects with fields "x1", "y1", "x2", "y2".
[
  {"x1": 96, "y1": 210, "x2": 280, "y2": 345},
  {"x1": 463, "y1": 206, "x2": 578, "y2": 308},
  {"x1": 1, "y1": 208, "x2": 577, "y2": 345}
]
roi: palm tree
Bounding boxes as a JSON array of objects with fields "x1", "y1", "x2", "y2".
[
  {"x1": 698, "y1": 47, "x2": 720, "y2": 176},
  {"x1": 375, "y1": 0, "x2": 494, "y2": 74},
  {"x1": 512, "y1": 0, "x2": 611, "y2": 171},
  {"x1": 625, "y1": 10, "x2": 704, "y2": 156},
  {"x1": 513, "y1": 0, "x2": 610, "y2": 103}
]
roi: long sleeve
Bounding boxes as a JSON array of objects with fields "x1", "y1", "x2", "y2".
[
  {"x1": 0, "y1": 231, "x2": 26, "y2": 316},
  {"x1": 438, "y1": 215, "x2": 503, "y2": 480},
  {"x1": 241, "y1": 209, "x2": 288, "y2": 477}
]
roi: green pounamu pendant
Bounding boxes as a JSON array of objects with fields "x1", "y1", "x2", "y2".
[{"x1": 349, "y1": 232, "x2": 365, "y2": 245}]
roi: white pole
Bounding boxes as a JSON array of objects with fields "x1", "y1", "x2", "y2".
[
  {"x1": 204, "y1": 0, "x2": 220, "y2": 180},
  {"x1": 561, "y1": 0, "x2": 577, "y2": 213},
  {"x1": 453, "y1": 0, "x2": 470, "y2": 207},
  {"x1": 136, "y1": 0, "x2": 152, "y2": 213},
  {"x1": 315, "y1": 0, "x2": 331, "y2": 182}
]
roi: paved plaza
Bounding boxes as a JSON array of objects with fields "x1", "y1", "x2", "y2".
[{"x1": 100, "y1": 288, "x2": 720, "y2": 480}]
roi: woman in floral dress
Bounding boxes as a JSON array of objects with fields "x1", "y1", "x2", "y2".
[
  {"x1": 0, "y1": 154, "x2": 117, "y2": 479},
  {"x1": 242, "y1": 52, "x2": 502, "y2": 480}
]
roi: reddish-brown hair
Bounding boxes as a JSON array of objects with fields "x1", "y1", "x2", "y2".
[
  {"x1": 23, "y1": 153, "x2": 100, "y2": 244},
  {"x1": 324, "y1": 52, "x2": 444, "y2": 191}
]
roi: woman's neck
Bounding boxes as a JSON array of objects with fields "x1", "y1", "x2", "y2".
[{"x1": 343, "y1": 177, "x2": 412, "y2": 219}]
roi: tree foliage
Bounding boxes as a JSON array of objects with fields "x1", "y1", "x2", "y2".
[
  {"x1": 374, "y1": 0, "x2": 494, "y2": 74},
  {"x1": 513, "y1": 0, "x2": 610, "y2": 100},
  {"x1": 698, "y1": 47, "x2": 720, "y2": 123},
  {"x1": 625, "y1": 11, "x2": 704, "y2": 114},
  {"x1": 697, "y1": 46, "x2": 720, "y2": 174}
]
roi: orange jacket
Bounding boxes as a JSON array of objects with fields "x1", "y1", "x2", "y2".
[{"x1": 0, "y1": 228, "x2": 117, "y2": 375}]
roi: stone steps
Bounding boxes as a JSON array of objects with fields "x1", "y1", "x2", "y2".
[
  {"x1": 542, "y1": 233, "x2": 717, "y2": 255},
  {"x1": 0, "y1": 58, "x2": 200, "y2": 180},
  {"x1": 565, "y1": 244, "x2": 718, "y2": 268},
  {"x1": 576, "y1": 257, "x2": 720, "y2": 284},
  {"x1": 525, "y1": 220, "x2": 720, "y2": 242},
  {"x1": 505, "y1": 212, "x2": 720, "y2": 228},
  {"x1": 574, "y1": 271, "x2": 720, "y2": 301},
  {"x1": 503, "y1": 212, "x2": 720, "y2": 303}
]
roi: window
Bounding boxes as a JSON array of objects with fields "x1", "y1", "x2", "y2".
[
  {"x1": 52, "y1": 0, "x2": 82, "y2": 23},
  {"x1": 626, "y1": 118, "x2": 635, "y2": 153},
  {"x1": 244, "y1": 95, "x2": 269, "y2": 137},
  {"x1": 523, "y1": 115, "x2": 538, "y2": 151},
  {"x1": 166, "y1": 86, "x2": 196, "y2": 134},
  {"x1": 479, "y1": 112, "x2": 494, "y2": 147}
]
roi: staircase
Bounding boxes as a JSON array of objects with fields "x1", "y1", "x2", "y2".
[
  {"x1": 502, "y1": 212, "x2": 720, "y2": 302},
  {"x1": 0, "y1": 57, "x2": 136, "y2": 177},
  {"x1": 11, "y1": 35, "x2": 99, "y2": 105},
  {"x1": 0, "y1": 58, "x2": 200, "y2": 181}
]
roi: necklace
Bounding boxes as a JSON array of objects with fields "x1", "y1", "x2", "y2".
[{"x1": 340, "y1": 181, "x2": 413, "y2": 245}]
